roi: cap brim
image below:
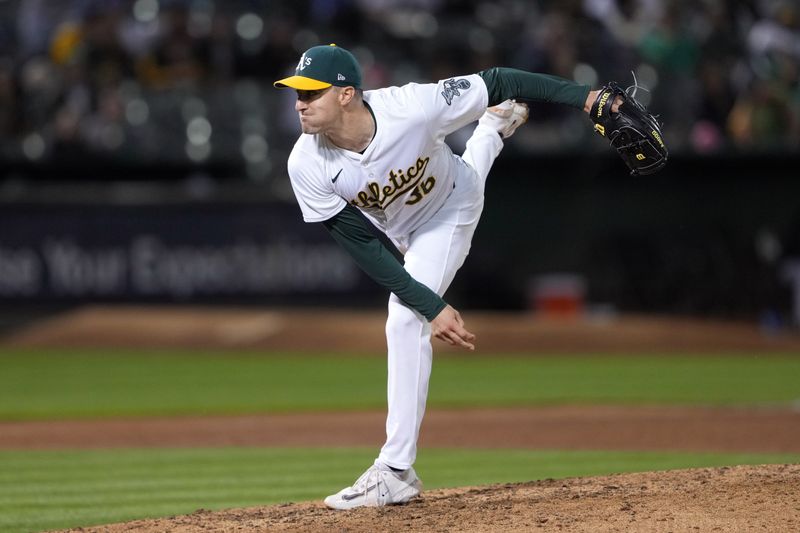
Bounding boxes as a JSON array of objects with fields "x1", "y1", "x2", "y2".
[{"x1": 273, "y1": 76, "x2": 332, "y2": 90}]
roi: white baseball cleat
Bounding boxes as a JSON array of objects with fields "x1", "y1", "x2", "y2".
[
  {"x1": 478, "y1": 99, "x2": 530, "y2": 139},
  {"x1": 323, "y1": 463, "x2": 422, "y2": 510}
]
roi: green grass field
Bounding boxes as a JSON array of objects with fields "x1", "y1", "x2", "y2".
[
  {"x1": 1, "y1": 350, "x2": 799, "y2": 419},
  {"x1": 1, "y1": 348, "x2": 799, "y2": 532},
  {"x1": 2, "y1": 448, "x2": 799, "y2": 533}
]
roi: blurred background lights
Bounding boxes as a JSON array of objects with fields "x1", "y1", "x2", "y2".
[
  {"x1": 410, "y1": 12, "x2": 438, "y2": 38},
  {"x1": 188, "y1": 11, "x2": 213, "y2": 38},
  {"x1": 385, "y1": 11, "x2": 438, "y2": 38},
  {"x1": 241, "y1": 116, "x2": 266, "y2": 136},
  {"x1": 756, "y1": 228, "x2": 782, "y2": 264},
  {"x1": 633, "y1": 64, "x2": 659, "y2": 106},
  {"x1": 185, "y1": 140, "x2": 211, "y2": 162},
  {"x1": 186, "y1": 117, "x2": 212, "y2": 145},
  {"x1": 132, "y1": 0, "x2": 159, "y2": 23},
  {"x1": 187, "y1": 0, "x2": 214, "y2": 38},
  {"x1": 22, "y1": 133, "x2": 45, "y2": 160},
  {"x1": 236, "y1": 13, "x2": 264, "y2": 40},
  {"x1": 635, "y1": 64, "x2": 659, "y2": 89},
  {"x1": 573, "y1": 63, "x2": 598, "y2": 87},
  {"x1": 241, "y1": 134, "x2": 268, "y2": 163},
  {"x1": 125, "y1": 99, "x2": 150, "y2": 126}
]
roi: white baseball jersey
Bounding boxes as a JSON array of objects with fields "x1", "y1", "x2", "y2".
[{"x1": 287, "y1": 74, "x2": 489, "y2": 241}]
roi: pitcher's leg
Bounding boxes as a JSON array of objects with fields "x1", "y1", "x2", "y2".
[
  {"x1": 462, "y1": 123, "x2": 504, "y2": 190},
  {"x1": 378, "y1": 296, "x2": 432, "y2": 470},
  {"x1": 377, "y1": 105, "x2": 523, "y2": 470},
  {"x1": 379, "y1": 179, "x2": 484, "y2": 470},
  {"x1": 466, "y1": 99, "x2": 528, "y2": 188}
]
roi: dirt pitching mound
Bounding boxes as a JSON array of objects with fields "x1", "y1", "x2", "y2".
[{"x1": 60, "y1": 464, "x2": 799, "y2": 533}]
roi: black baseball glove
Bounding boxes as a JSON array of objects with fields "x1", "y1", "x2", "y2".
[{"x1": 590, "y1": 82, "x2": 668, "y2": 176}]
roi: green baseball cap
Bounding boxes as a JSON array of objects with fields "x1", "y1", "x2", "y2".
[{"x1": 274, "y1": 44, "x2": 362, "y2": 90}]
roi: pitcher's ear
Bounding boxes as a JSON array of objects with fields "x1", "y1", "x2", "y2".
[{"x1": 339, "y1": 86, "x2": 357, "y2": 105}]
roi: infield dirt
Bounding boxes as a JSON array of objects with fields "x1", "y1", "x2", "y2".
[
  {"x1": 3, "y1": 306, "x2": 799, "y2": 532},
  {"x1": 60, "y1": 465, "x2": 800, "y2": 533}
]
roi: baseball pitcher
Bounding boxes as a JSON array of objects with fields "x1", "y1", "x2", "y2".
[{"x1": 274, "y1": 44, "x2": 666, "y2": 510}]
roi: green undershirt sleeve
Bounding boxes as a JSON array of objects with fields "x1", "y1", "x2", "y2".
[
  {"x1": 322, "y1": 204, "x2": 447, "y2": 321},
  {"x1": 479, "y1": 67, "x2": 590, "y2": 109}
]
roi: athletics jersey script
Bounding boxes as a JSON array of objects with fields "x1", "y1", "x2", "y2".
[
  {"x1": 350, "y1": 155, "x2": 433, "y2": 210},
  {"x1": 287, "y1": 73, "x2": 488, "y2": 240}
]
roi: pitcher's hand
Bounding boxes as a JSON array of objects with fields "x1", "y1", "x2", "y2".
[{"x1": 431, "y1": 305, "x2": 476, "y2": 351}]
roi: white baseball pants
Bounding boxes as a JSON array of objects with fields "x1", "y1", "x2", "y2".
[{"x1": 377, "y1": 123, "x2": 504, "y2": 470}]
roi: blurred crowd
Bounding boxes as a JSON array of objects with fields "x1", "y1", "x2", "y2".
[{"x1": 0, "y1": 0, "x2": 798, "y2": 181}]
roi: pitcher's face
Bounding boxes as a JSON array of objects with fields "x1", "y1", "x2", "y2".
[{"x1": 294, "y1": 87, "x2": 339, "y2": 134}]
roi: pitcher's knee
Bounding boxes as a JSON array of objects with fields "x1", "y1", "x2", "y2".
[{"x1": 386, "y1": 300, "x2": 428, "y2": 338}]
